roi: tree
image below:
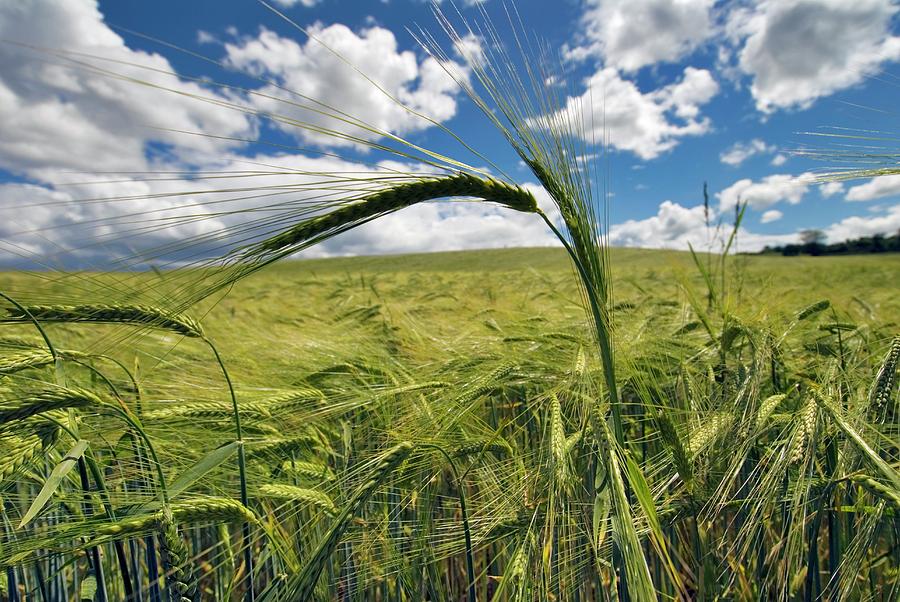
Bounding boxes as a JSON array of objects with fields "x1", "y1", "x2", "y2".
[{"x1": 799, "y1": 229, "x2": 826, "y2": 245}]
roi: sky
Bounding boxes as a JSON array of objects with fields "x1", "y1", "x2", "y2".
[{"x1": 1, "y1": 0, "x2": 900, "y2": 269}]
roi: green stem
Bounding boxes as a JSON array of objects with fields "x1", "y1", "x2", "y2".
[
  {"x1": 205, "y1": 337, "x2": 254, "y2": 602},
  {"x1": 538, "y1": 212, "x2": 631, "y2": 599},
  {"x1": 0, "y1": 291, "x2": 57, "y2": 359},
  {"x1": 422, "y1": 444, "x2": 477, "y2": 602},
  {"x1": 537, "y1": 212, "x2": 623, "y2": 446}
]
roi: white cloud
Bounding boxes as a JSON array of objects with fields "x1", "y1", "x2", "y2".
[
  {"x1": 0, "y1": 146, "x2": 561, "y2": 267},
  {"x1": 549, "y1": 67, "x2": 718, "y2": 159},
  {"x1": 726, "y1": 0, "x2": 900, "y2": 113},
  {"x1": 846, "y1": 174, "x2": 900, "y2": 201},
  {"x1": 720, "y1": 138, "x2": 776, "y2": 166},
  {"x1": 0, "y1": 0, "x2": 253, "y2": 180},
  {"x1": 223, "y1": 24, "x2": 468, "y2": 148},
  {"x1": 566, "y1": 0, "x2": 716, "y2": 72},
  {"x1": 608, "y1": 200, "x2": 799, "y2": 251},
  {"x1": 760, "y1": 209, "x2": 783, "y2": 223},
  {"x1": 824, "y1": 204, "x2": 900, "y2": 241},
  {"x1": 0, "y1": 1, "x2": 558, "y2": 268},
  {"x1": 197, "y1": 30, "x2": 217, "y2": 44},
  {"x1": 770, "y1": 153, "x2": 787, "y2": 166},
  {"x1": 819, "y1": 181, "x2": 845, "y2": 198},
  {"x1": 717, "y1": 172, "x2": 814, "y2": 211},
  {"x1": 609, "y1": 200, "x2": 708, "y2": 248}
]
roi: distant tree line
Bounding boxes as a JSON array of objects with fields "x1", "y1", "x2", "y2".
[{"x1": 758, "y1": 229, "x2": 900, "y2": 256}]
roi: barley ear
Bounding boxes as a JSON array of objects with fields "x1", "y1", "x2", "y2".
[
  {"x1": 159, "y1": 507, "x2": 198, "y2": 602},
  {"x1": 277, "y1": 442, "x2": 414, "y2": 601},
  {"x1": 245, "y1": 173, "x2": 538, "y2": 261},
  {"x1": 258, "y1": 484, "x2": 338, "y2": 516},
  {"x1": 3, "y1": 304, "x2": 204, "y2": 338},
  {"x1": 0, "y1": 387, "x2": 102, "y2": 424},
  {"x1": 795, "y1": 299, "x2": 830, "y2": 321},
  {"x1": 656, "y1": 411, "x2": 693, "y2": 489},
  {"x1": 869, "y1": 335, "x2": 899, "y2": 423}
]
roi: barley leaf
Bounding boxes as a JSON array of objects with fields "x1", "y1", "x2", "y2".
[
  {"x1": 19, "y1": 439, "x2": 88, "y2": 529},
  {"x1": 166, "y1": 440, "x2": 241, "y2": 500}
]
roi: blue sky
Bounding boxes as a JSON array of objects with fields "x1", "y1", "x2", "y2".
[{"x1": 1, "y1": 0, "x2": 900, "y2": 268}]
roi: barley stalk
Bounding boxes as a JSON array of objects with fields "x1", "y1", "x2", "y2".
[
  {"x1": 246, "y1": 434, "x2": 320, "y2": 460},
  {"x1": 0, "y1": 497, "x2": 256, "y2": 565},
  {"x1": 795, "y1": 300, "x2": 830, "y2": 321},
  {"x1": 279, "y1": 460, "x2": 334, "y2": 482},
  {"x1": 0, "y1": 350, "x2": 55, "y2": 375},
  {"x1": 451, "y1": 441, "x2": 511, "y2": 459},
  {"x1": 656, "y1": 412, "x2": 693, "y2": 487},
  {"x1": 242, "y1": 173, "x2": 537, "y2": 262},
  {"x1": 849, "y1": 474, "x2": 900, "y2": 512},
  {"x1": 256, "y1": 388, "x2": 325, "y2": 413},
  {"x1": 688, "y1": 412, "x2": 732, "y2": 456},
  {"x1": 2, "y1": 304, "x2": 204, "y2": 338},
  {"x1": 278, "y1": 442, "x2": 414, "y2": 601},
  {"x1": 144, "y1": 401, "x2": 271, "y2": 421},
  {"x1": 549, "y1": 394, "x2": 568, "y2": 487},
  {"x1": 0, "y1": 387, "x2": 102, "y2": 424},
  {"x1": 790, "y1": 399, "x2": 817, "y2": 464},
  {"x1": 869, "y1": 335, "x2": 899, "y2": 422},
  {"x1": 755, "y1": 393, "x2": 788, "y2": 430},
  {"x1": 0, "y1": 349, "x2": 88, "y2": 375},
  {"x1": 0, "y1": 435, "x2": 45, "y2": 484},
  {"x1": 159, "y1": 507, "x2": 197, "y2": 602},
  {"x1": 171, "y1": 496, "x2": 260, "y2": 526},
  {"x1": 258, "y1": 484, "x2": 337, "y2": 516},
  {"x1": 453, "y1": 362, "x2": 517, "y2": 407}
]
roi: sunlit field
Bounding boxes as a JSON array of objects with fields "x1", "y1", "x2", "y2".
[
  {"x1": 1, "y1": 1, "x2": 900, "y2": 601},
  {"x1": 1, "y1": 247, "x2": 897, "y2": 600}
]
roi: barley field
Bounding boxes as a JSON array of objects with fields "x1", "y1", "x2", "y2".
[
  {"x1": 1, "y1": 2, "x2": 899, "y2": 601},
  {"x1": 0, "y1": 246, "x2": 897, "y2": 601}
]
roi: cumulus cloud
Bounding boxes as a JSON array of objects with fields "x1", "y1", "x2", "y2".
[
  {"x1": 760, "y1": 209, "x2": 783, "y2": 223},
  {"x1": 566, "y1": 0, "x2": 716, "y2": 72},
  {"x1": 549, "y1": 67, "x2": 718, "y2": 159},
  {"x1": 726, "y1": 0, "x2": 900, "y2": 113},
  {"x1": 0, "y1": 147, "x2": 561, "y2": 268},
  {"x1": 223, "y1": 24, "x2": 468, "y2": 148},
  {"x1": 824, "y1": 203, "x2": 900, "y2": 241},
  {"x1": 720, "y1": 138, "x2": 776, "y2": 166},
  {"x1": 846, "y1": 174, "x2": 900, "y2": 201},
  {"x1": 819, "y1": 181, "x2": 845, "y2": 198},
  {"x1": 609, "y1": 200, "x2": 708, "y2": 248},
  {"x1": 608, "y1": 200, "x2": 799, "y2": 251},
  {"x1": 717, "y1": 172, "x2": 815, "y2": 211},
  {"x1": 0, "y1": 0, "x2": 254, "y2": 181}
]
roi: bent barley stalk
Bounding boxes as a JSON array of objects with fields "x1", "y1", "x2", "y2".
[
  {"x1": 1, "y1": 304, "x2": 205, "y2": 338},
  {"x1": 242, "y1": 173, "x2": 538, "y2": 261},
  {"x1": 0, "y1": 387, "x2": 102, "y2": 424},
  {"x1": 0, "y1": 349, "x2": 88, "y2": 376},
  {"x1": 279, "y1": 460, "x2": 334, "y2": 481},
  {"x1": 0, "y1": 497, "x2": 258, "y2": 566}
]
